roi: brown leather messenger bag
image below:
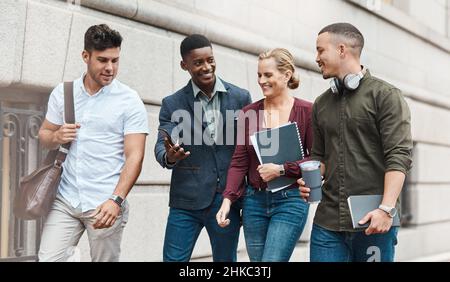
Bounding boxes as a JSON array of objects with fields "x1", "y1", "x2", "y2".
[{"x1": 14, "y1": 81, "x2": 74, "y2": 220}]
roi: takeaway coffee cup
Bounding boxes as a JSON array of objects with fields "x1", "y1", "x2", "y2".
[{"x1": 300, "y1": 161, "x2": 322, "y2": 203}]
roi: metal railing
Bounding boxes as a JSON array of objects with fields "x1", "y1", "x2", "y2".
[{"x1": 0, "y1": 103, "x2": 46, "y2": 261}]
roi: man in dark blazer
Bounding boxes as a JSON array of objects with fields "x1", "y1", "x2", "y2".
[{"x1": 154, "y1": 34, "x2": 252, "y2": 262}]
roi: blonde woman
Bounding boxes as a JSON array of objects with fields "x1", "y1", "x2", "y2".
[{"x1": 216, "y1": 48, "x2": 312, "y2": 262}]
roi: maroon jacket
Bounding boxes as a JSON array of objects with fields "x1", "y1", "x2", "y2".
[{"x1": 223, "y1": 97, "x2": 313, "y2": 202}]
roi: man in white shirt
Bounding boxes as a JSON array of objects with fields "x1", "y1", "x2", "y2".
[{"x1": 37, "y1": 24, "x2": 148, "y2": 262}]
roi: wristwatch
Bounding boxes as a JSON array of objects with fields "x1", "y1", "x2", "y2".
[
  {"x1": 109, "y1": 195, "x2": 124, "y2": 207},
  {"x1": 378, "y1": 204, "x2": 397, "y2": 218},
  {"x1": 279, "y1": 165, "x2": 285, "y2": 176}
]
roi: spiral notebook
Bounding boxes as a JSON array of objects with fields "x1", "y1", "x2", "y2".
[{"x1": 250, "y1": 122, "x2": 304, "y2": 190}]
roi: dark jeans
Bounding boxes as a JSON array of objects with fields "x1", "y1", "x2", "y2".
[
  {"x1": 242, "y1": 186, "x2": 309, "y2": 262},
  {"x1": 163, "y1": 192, "x2": 241, "y2": 262},
  {"x1": 310, "y1": 223, "x2": 399, "y2": 262}
]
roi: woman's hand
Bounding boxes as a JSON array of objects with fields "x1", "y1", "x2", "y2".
[
  {"x1": 297, "y1": 178, "x2": 310, "y2": 202},
  {"x1": 257, "y1": 163, "x2": 282, "y2": 182},
  {"x1": 216, "y1": 198, "x2": 232, "y2": 228}
]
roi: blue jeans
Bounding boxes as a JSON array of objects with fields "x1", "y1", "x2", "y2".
[
  {"x1": 163, "y1": 192, "x2": 240, "y2": 262},
  {"x1": 242, "y1": 186, "x2": 309, "y2": 262},
  {"x1": 310, "y1": 224, "x2": 399, "y2": 262}
]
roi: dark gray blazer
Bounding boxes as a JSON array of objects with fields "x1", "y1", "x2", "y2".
[{"x1": 154, "y1": 79, "x2": 252, "y2": 210}]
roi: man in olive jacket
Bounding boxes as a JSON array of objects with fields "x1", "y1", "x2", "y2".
[{"x1": 299, "y1": 23, "x2": 413, "y2": 262}]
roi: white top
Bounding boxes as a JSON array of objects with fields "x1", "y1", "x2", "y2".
[{"x1": 45, "y1": 74, "x2": 149, "y2": 211}]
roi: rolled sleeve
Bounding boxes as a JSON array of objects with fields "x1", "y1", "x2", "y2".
[
  {"x1": 377, "y1": 88, "x2": 413, "y2": 174},
  {"x1": 45, "y1": 83, "x2": 64, "y2": 125},
  {"x1": 124, "y1": 94, "x2": 149, "y2": 135}
]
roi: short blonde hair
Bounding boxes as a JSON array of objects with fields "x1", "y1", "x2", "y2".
[{"x1": 258, "y1": 48, "x2": 300, "y2": 89}]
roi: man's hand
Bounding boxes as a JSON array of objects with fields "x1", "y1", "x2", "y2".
[
  {"x1": 257, "y1": 163, "x2": 281, "y2": 182},
  {"x1": 54, "y1": 123, "x2": 81, "y2": 144},
  {"x1": 297, "y1": 178, "x2": 310, "y2": 202},
  {"x1": 91, "y1": 200, "x2": 121, "y2": 229},
  {"x1": 359, "y1": 209, "x2": 393, "y2": 236},
  {"x1": 164, "y1": 138, "x2": 190, "y2": 164}
]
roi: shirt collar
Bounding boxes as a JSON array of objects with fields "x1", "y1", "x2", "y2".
[
  {"x1": 78, "y1": 73, "x2": 115, "y2": 97},
  {"x1": 191, "y1": 76, "x2": 227, "y2": 99}
]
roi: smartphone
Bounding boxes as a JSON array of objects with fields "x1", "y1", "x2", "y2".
[{"x1": 158, "y1": 128, "x2": 176, "y2": 147}]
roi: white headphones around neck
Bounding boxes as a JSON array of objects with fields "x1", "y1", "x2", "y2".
[{"x1": 330, "y1": 67, "x2": 366, "y2": 95}]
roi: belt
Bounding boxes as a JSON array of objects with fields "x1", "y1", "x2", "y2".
[
  {"x1": 253, "y1": 183, "x2": 297, "y2": 192},
  {"x1": 253, "y1": 186, "x2": 266, "y2": 192}
]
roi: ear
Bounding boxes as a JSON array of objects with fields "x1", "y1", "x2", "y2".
[
  {"x1": 81, "y1": 50, "x2": 89, "y2": 63},
  {"x1": 180, "y1": 60, "x2": 188, "y2": 71},
  {"x1": 338, "y1": 44, "x2": 346, "y2": 57},
  {"x1": 285, "y1": 70, "x2": 293, "y2": 83}
]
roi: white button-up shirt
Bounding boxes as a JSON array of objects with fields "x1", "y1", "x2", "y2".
[{"x1": 45, "y1": 74, "x2": 149, "y2": 211}]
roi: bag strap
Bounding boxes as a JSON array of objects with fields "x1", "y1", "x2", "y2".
[
  {"x1": 64, "y1": 81, "x2": 75, "y2": 125},
  {"x1": 54, "y1": 81, "x2": 75, "y2": 166}
]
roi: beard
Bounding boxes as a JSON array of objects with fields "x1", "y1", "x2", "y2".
[
  {"x1": 322, "y1": 73, "x2": 332, "y2": 79},
  {"x1": 91, "y1": 72, "x2": 113, "y2": 87}
]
